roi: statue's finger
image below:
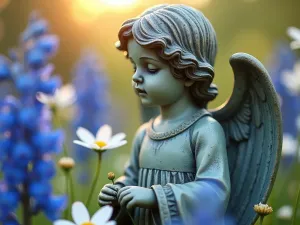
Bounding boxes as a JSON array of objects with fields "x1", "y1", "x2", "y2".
[
  {"x1": 102, "y1": 187, "x2": 118, "y2": 196},
  {"x1": 117, "y1": 187, "x2": 131, "y2": 199},
  {"x1": 120, "y1": 194, "x2": 133, "y2": 208},
  {"x1": 119, "y1": 186, "x2": 130, "y2": 193},
  {"x1": 126, "y1": 199, "x2": 136, "y2": 210},
  {"x1": 118, "y1": 189, "x2": 131, "y2": 202},
  {"x1": 112, "y1": 185, "x2": 121, "y2": 192},
  {"x1": 98, "y1": 199, "x2": 112, "y2": 207},
  {"x1": 105, "y1": 184, "x2": 119, "y2": 192},
  {"x1": 99, "y1": 193, "x2": 116, "y2": 201}
]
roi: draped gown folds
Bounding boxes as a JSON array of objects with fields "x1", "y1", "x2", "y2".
[{"x1": 114, "y1": 109, "x2": 231, "y2": 225}]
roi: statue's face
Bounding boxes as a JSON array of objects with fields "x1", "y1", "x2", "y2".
[{"x1": 127, "y1": 38, "x2": 185, "y2": 107}]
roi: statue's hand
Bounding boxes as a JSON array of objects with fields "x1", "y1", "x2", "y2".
[
  {"x1": 98, "y1": 184, "x2": 120, "y2": 207},
  {"x1": 117, "y1": 186, "x2": 157, "y2": 210}
]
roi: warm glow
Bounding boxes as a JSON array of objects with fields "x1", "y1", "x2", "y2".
[
  {"x1": 76, "y1": 0, "x2": 104, "y2": 15},
  {"x1": 182, "y1": 0, "x2": 212, "y2": 8},
  {"x1": 71, "y1": 0, "x2": 105, "y2": 23},
  {"x1": 101, "y1": 0, "x2": 137, "y2": 7},
  {"x1": 0, "y1": 0, "x2": 10, "y2": 11},
  {"x1": 71, "y1": 0, "x2": 138, "y2": 23}
]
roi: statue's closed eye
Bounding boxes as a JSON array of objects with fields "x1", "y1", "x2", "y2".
[{"x1": 146, "y1": 63, "x2": 160, "y2": 74}]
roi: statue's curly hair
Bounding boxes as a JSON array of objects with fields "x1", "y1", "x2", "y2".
[{"x1": 116, "y1": 4, "x2": 218, "y2": 107}]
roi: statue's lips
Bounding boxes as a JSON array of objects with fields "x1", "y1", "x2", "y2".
[{"x1": 135, "y1": 88, "x2": 147, "y2": 94}]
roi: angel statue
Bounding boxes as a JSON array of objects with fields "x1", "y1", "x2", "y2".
[{"x1": 98, "y1": 4, "x2": 282, "y2": 225}]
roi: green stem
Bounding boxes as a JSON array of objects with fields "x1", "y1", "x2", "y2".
[
  {"x1": 52, "y1": 108, "x2": 68, "y2": 157},
  {"x1": 259, "y1": 216, "x2": 264, "y2": 225},
  {"x1": 128, "y1": 211, "x2": 136, "y2": 225},
  {"x1": 64, "y1": 173, "x2": 69, "y2": 219},
  {"x1": 69, "y1": 172, "x2": 75, "y2": 205},
  {"x1": 292, "y1": 183, "x2": 300, "y2": 225},
  {"x1": 85, "y1": 153, "x2": 102, "y2": 208},
  {"x1": 22, "y1": 182, "x2": 32, "y2": 225},
  {"x1": 63, "y1": 170, "x2": 75, "y2": 220},
  {"x1": 61, "y1": 142, "x2": 69, "y2": 157}
]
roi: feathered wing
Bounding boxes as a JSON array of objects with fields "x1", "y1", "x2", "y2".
[{"x1": 210, "y1": 53, "x2": 282, "y2": 225}]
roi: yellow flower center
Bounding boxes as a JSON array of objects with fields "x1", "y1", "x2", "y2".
[
  {"x1": 81, "y1": 222, "x2": 95, "y2": 225},
  {"x1": 95, "y1": 141, "x2": 107, "y2": 148}
]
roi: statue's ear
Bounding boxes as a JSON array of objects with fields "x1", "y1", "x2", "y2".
[{"x1": 184, "y1": 80, "x2": 195, "y2": 87}]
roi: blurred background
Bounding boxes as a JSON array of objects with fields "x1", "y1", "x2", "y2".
[{"x1": 0, "y1": 0, "x2": 300, "y2": 224}]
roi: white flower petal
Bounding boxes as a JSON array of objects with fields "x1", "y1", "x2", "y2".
[
  {"x1": 96, "y1": 125, "x2": 112, "y2": 142},
  {"x1": 73, "y1": 140, "x2": 93, "y2": 149},
  {"x1": 56, "y1": 84, "x2": 76, "y2": 107},
  {"x1": 290, "y1": 41, "x2": 300, "y2": 50},
  {"x1": 36, "y1": 92, "x2": 52, "y2": 104},
  {"x1": 109, "y1": 133, "x2": 126, "y2": 146},
  {"x1": 72, "y1": 202, "x2": 90, "y2": 224},
  {"x1": 90, "y1": 143, "x2": 101, "y2": 150},
  {"x1": 76, "y1": 127, "x2": 95, "y2": 144},
  {"x1": 56, "y1": 96, "x2": 76, "y2": 108},
  {"x1": 104, "y1": 140, "x2": 127, "y2": 150},
  {"x1": 287, "y1": 27, "x2": 300, "y2": 41},
  {"x1": 282, "y1": 134, "x2": 297, "y2": 156},
  {"x1": 105, "y1": 221, "x2": 116, "y2": 225},
  {"x1": 58, "y1": 84, "x2": 75, "y2": 97},
  {"x1": 277, "y1": 205, "x2": 293, "y2": 220},
  {"x1": 53, "y1": 220, "x2": 75, "y2": 225},
  {"x1": 54, "y1": 88, "x2": 60, "y2": 96},
  {"x1": 91, "y1": 205, "x2": 113, "y2": 224}
]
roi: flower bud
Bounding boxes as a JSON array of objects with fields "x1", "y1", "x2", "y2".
[
  {"x1": 58, "y1": 157, "x2": 75, "y2": 171},
  {"x1": 254, "y1": 202, "x2": 273, "y2": 216},
  {"x1": 107, "y1": 172, "x2": 115, "y2": 181}
]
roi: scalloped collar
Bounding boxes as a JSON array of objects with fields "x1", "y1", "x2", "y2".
[{"x1": 147, "y1": 108, "x2": 210, "y2": 140}]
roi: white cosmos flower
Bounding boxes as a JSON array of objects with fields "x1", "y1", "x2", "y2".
[
  {"x1": 277, "y1": 205, "x2": 293, "y2": 220},
  {"x1": 54, "y1": 202, "x2": 116, "y2": 225},
  {"x1": 36, "y1": 84, "x2": 76, "y2": 108},
  {"x1": 287, "y1": 27, "x2": 300, "y2": 50},
  {"x1": 73, "y1": 125, "x2": 127, "y2": 151},
  {"x1": 281, "y1": 62, "x2": 300, "y2": 95},
  {"x1": 282, "y1": 134, "x2": 297, "y2": 156}
]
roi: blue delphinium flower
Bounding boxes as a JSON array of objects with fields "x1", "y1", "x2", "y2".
[
  {"x1": 0, "y1": 56, "x2": 15, "y2": 100},
  {"x1": 0, "y1": 56, "x2": 11, "y2": 80},
  {"x1": 71, "y1": 50, "x2": 110, "y2": 184},
  {"x1": 0, "y1": 12, "x2": 66, "y2": 224},
  {"x1": 268, "y1": 42, "x2": 300, "y2": 167}
]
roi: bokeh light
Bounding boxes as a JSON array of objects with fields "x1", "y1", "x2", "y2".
[
  {"x1": 178, "y1": 0, "x2": 212, "y2": 8},
  {"x1": 101, "y1": 0, "x2": 137, "y2": 7},
  {"x1": 0, "y1": 0, "x2": 10, "y2": 12},
  {"x1": 71, "y1": 0, "x2": 105, "y2": 24},
  {"x1": 71, "y1": 0, "x2": 138, "y2": 24}
]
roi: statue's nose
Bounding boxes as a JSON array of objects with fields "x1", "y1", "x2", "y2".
[{"x1": 132, "y1": 72, "x2": 144, "y2": 83}]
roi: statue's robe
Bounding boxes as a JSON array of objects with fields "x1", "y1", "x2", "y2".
[{"x1": 115, "y1": 109, "x2": 231, "y2": 225}]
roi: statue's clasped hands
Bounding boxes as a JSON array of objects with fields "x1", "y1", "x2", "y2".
[{"x1": 99, "y1": 184, "x2": 157, "y2": 210}]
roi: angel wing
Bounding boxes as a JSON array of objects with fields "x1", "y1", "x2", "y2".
[{"x1": 210, "y1": 53, "x2": 282, "y2": 225}]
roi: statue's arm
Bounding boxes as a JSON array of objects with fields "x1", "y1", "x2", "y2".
[
  {"x1": 191, "y1": 117, "x2": 231, "y2": 207},
  {"x1": 114, "y1": 123, "x2": 147, "y2": 188}
]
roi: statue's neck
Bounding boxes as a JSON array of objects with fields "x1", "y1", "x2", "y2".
[{"x1": 159, "y1": 91, "x2": 200, "y2": 122}]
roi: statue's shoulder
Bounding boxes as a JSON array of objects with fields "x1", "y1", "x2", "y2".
[
  {"x1": 192, "y1": 114, "x2": 225, "y2": 140},
  {"x1": 133, "y1": 122, "x2": 149, "y2": 142}
]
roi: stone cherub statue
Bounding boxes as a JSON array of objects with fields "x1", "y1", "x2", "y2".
[{"x1": 98, "y1": 4, "x2": 282, "y2": 225}]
